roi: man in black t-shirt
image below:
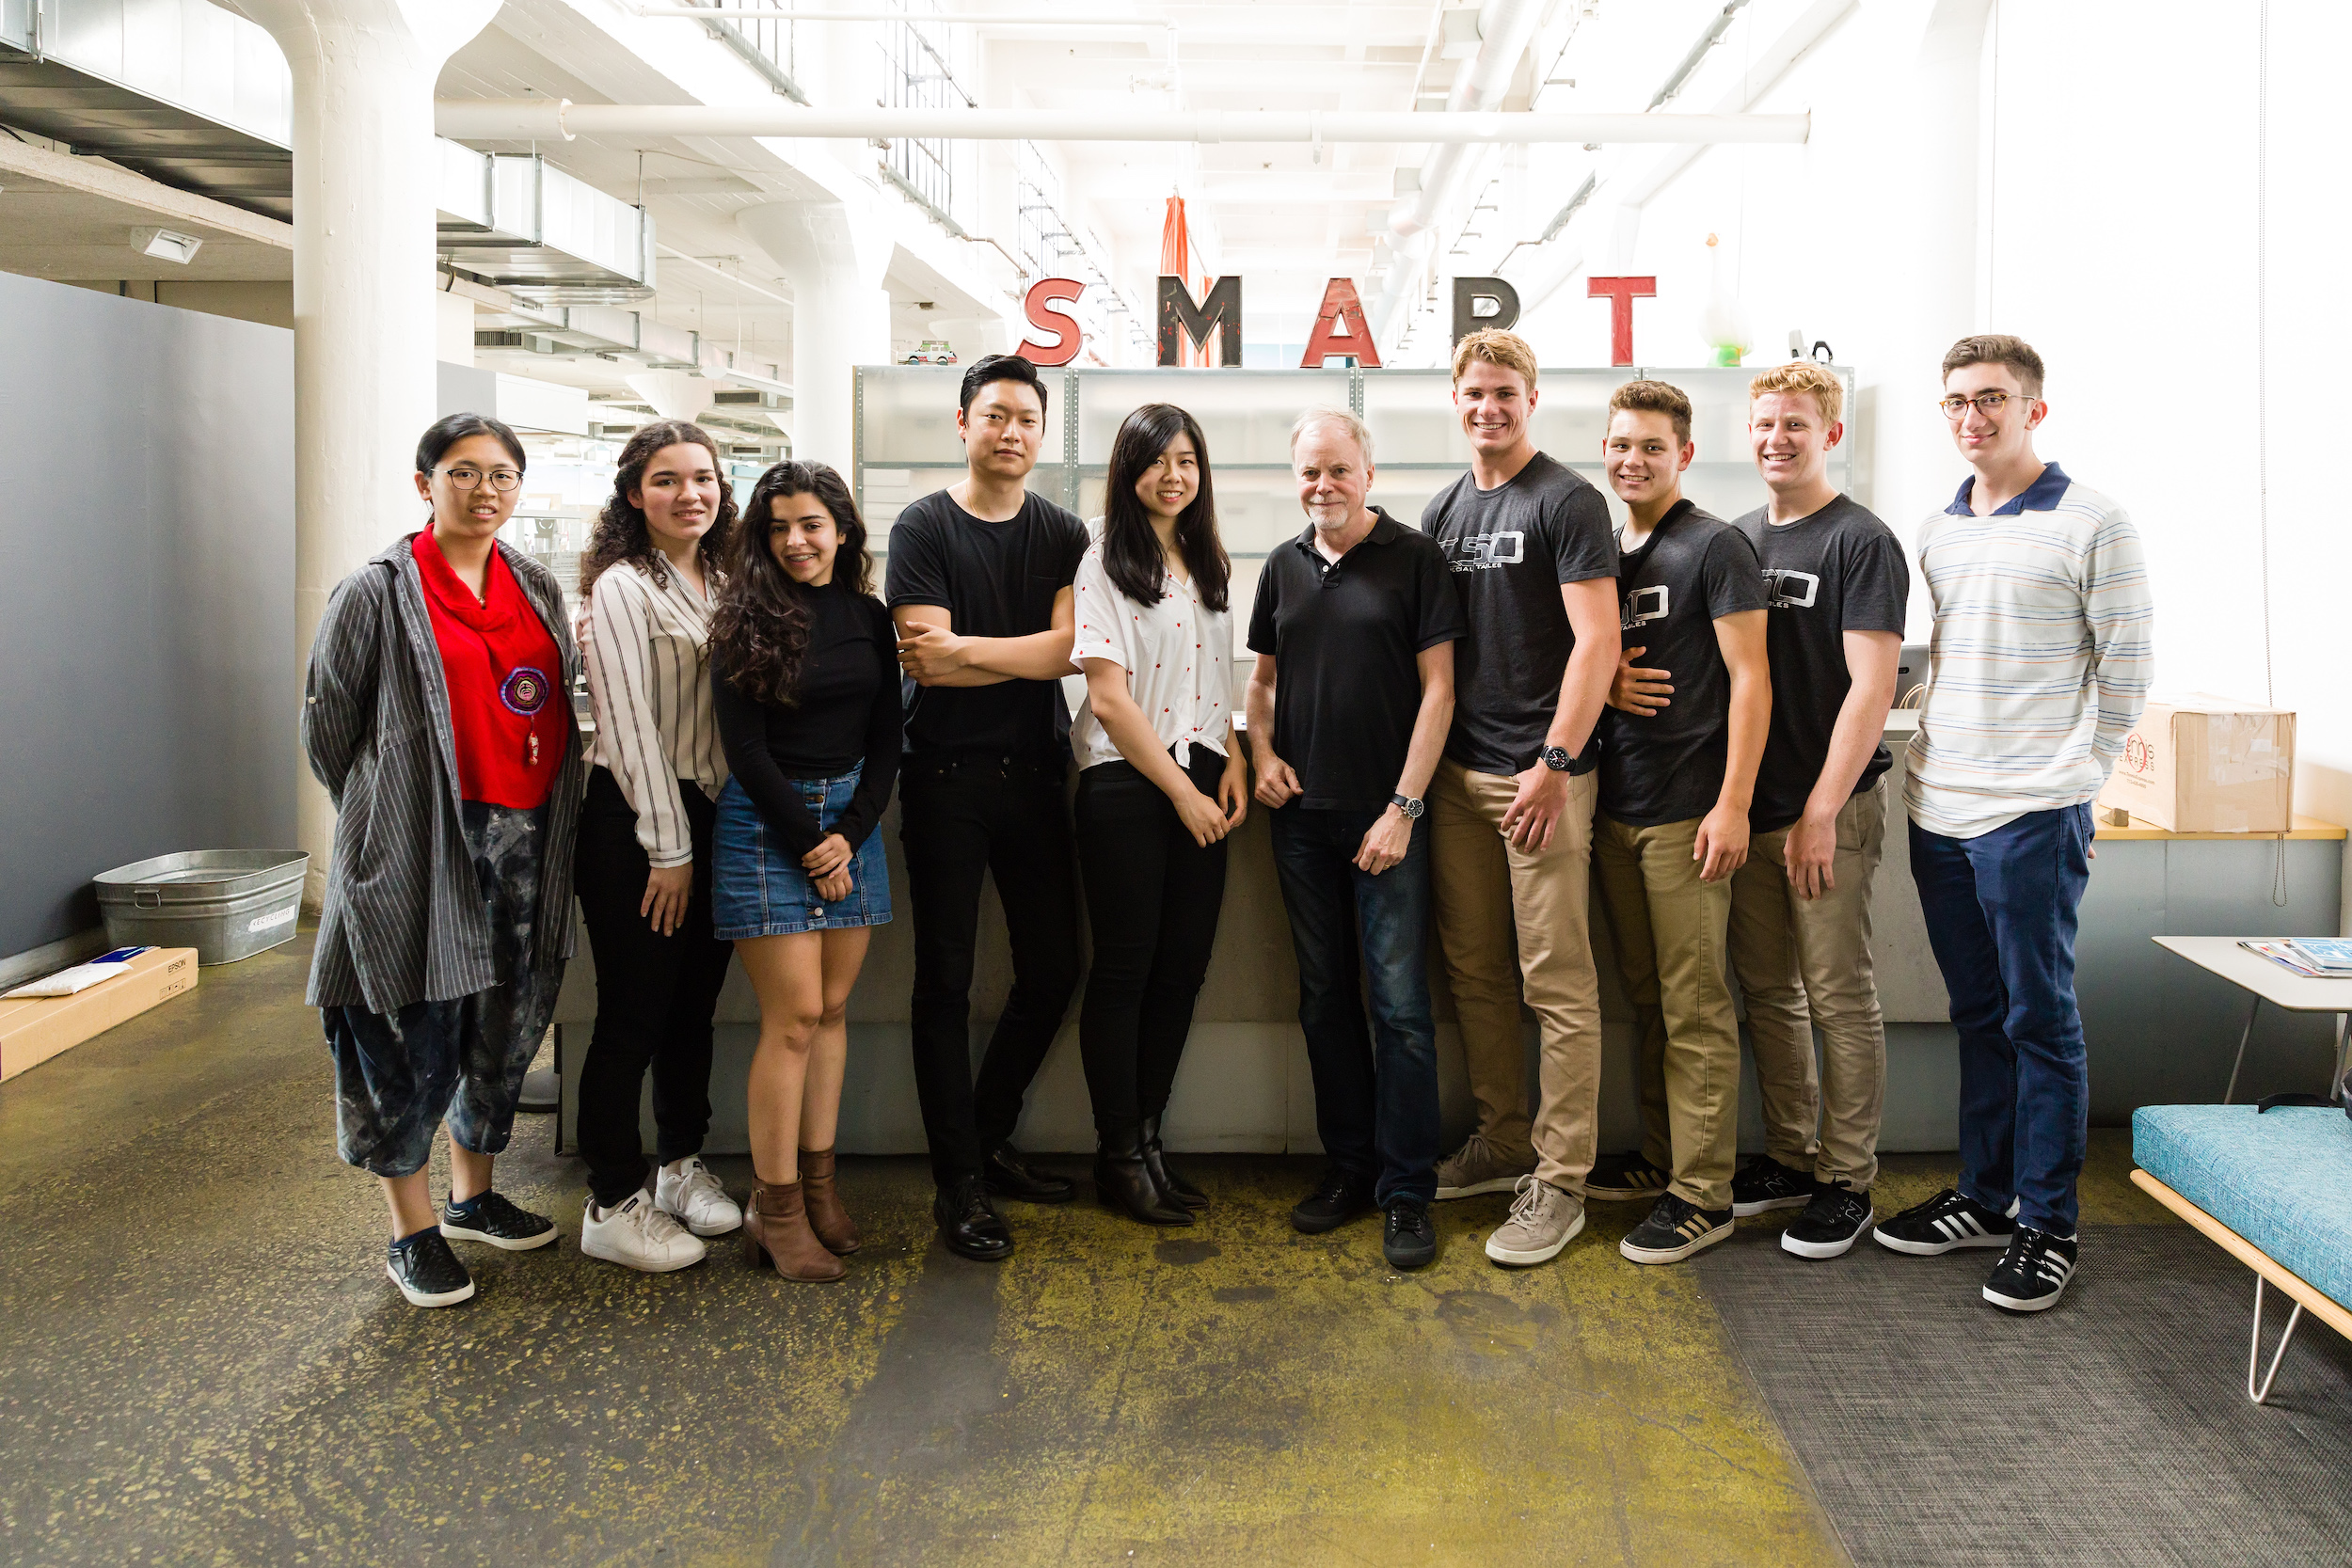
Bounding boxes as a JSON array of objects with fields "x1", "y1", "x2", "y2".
[
  {"x1": 1720, "y1": 361, "x2": 1908, "y2": 1260},
  {"x1": 1247, "y1": 406, "x2": 1464, "y2": 1272},
  {"x1": 1417, "y1": 331, "x2": 1620, "y2": 1273},
  {"x1": 1589, "y1": 380, "x2": 1772, "y2": 1269},
  {"x1": 883, "y1": 354, "x2": 1089, "y2": 1263}
]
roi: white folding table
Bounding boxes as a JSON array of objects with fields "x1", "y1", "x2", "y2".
[{"x1": 2153, "y1": 936, "x2": 2352, "y2": 1103}]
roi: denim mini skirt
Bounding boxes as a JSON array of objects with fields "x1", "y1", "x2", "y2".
[{"x1": 712, "y1": 769, "x2": 893, "y2": 939}]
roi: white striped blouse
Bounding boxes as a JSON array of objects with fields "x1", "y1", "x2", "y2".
[{"x1": 579, "y1": 557, "x2": 730, "y2": 867}]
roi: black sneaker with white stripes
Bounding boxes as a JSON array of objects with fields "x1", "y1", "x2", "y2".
[
  {"x1": 1618, "y1": 1192, "x2": 1734, "y2": 1264},
  {"x1": 1781, "y1": 1181, "x2": 1873, "y2": 1259},
  {"x1": 1587, "y1": 1151, "x2": 1672, "y2": 1202},
  {"x1": 1730, "y1": 1154, "x2": 1814, "y2": 1217},
  {"x1": 1983, "y1": 1227, "x2": 2078, "y2": 1312},
  {"x1": 1872, "y1": 1186, "x2": 2014, "y2": 1256}
]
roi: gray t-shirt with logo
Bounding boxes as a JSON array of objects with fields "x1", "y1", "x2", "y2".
[
  {"x1": 1420, "y1": 451, "x2": 1618, "y2": 776},
  {"x1": 1733, "y1": 494, "x2": 1911, "y2": 832}
]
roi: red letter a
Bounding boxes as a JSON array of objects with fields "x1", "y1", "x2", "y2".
[{"x1": 1298, "y1": 277, "x2": 1382, "y2": 370}]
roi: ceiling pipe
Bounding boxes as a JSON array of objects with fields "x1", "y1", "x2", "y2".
[
  {"x1": 433, "y1": 99, "x2": 1807, "y2": 145},
  {"x1": 634, "y1": 6, "x2": 1150, "y2": 21},
  {"x1": 1367, "y1": 0, "x2": 1550, "y2": 347},
  {"x1": 1388, "y1": 0, "x2": 1549, "y2": 241}
]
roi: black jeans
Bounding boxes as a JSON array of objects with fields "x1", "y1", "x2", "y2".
[
  {"x1": 1073, "y1": 748, "x2": 1231, "y2": 1135},
  {"x1": 899, "y1": 753, "x2": 1082, "y2": 1186},
  {"x1": 573, "y1": 766, "x2": 737, "y2": 1209}
]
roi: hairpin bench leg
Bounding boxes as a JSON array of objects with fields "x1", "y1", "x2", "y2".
[{"x1": 2249, "y1": 1275, "x2": 2305, "y2": 1405}]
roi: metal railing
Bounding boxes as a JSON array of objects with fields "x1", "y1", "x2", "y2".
[
  {"x1": 877, "y1": 2, "x2": 968, "y2": 224},
  {"x1": 685, "y1": 0, "x2": 810, "y2": 104}
]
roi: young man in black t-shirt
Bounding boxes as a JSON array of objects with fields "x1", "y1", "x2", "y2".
[
  {"x1": 1418, "y1": 331, "x2": 1621, "y2": 1272},
  {"x1": 1247, "y1": 406, "x2": 1464, "y2": 1272},
  {"x1": 1590, "y1": 379, "x2": 1772, "y2": 1267},
  {"x1": 884, "y1": 355, "x2": 1089, "y2": 1263},
  {"x1": 1722, "y1": 361, "x2": 1909, "y2": 1260}
]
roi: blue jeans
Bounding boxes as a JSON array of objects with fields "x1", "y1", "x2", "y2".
[
  {"x1": 1268, "y1": 804, "x2": 1440, "y2": 1206},
  {"x1": 1909, "y1": 803, "x2": 2094, "y2": 1235}
]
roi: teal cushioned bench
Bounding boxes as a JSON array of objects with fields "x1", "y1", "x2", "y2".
[{"x1": 2132, "y1": 1104, "x2": 2352, "y2": 1308}]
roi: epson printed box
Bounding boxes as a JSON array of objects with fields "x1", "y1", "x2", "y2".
[{"x1": 0, "y1": 946, "x2": 199, "y2": 1081}]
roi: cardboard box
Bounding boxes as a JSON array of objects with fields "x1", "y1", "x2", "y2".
[
  {"x1": 0, "y1": 946, "x2": 198, "y2": 1081},
  {"x1": 2097, "y1": 694, "x2": 2296, "y2": 833}
]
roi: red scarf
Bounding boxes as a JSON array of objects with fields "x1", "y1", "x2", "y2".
[{"x1": 413, "y1": 531, "x2": 564, "y2": 809}]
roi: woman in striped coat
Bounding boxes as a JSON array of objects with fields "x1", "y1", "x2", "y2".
[
  {"x1": 305, "y1": 413, "x2": 586, "y2": 1309},
  {"x1": 572, "y1": 420, "x2": 746, "y2": 1273}
]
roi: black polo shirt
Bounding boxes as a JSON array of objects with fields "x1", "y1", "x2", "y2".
[{"x1": 1246, "y1": 507, "x2": 1467, "y2": 812}]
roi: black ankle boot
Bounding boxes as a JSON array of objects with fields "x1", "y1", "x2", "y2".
[
  {"x1": 1095, "y1": 1120, "x2": 1193, "y2": 1227},
  {"x1": 1140, "y1": 1113, "x2": 1209, "y2": 1211}
]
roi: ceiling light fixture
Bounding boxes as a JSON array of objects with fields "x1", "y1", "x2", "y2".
[{"x1": 132, "y1": 227, "x2": 203, "y2": 264}]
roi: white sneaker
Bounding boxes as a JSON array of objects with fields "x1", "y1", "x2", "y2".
[
  {"x1": 580, "y1": 1191, "x2": 708, "y2": 1273},
  {"x1": 656, "y1": 1155, "x2": 743, "y2": 1237}
]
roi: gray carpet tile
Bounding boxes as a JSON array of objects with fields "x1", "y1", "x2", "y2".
[{"x1": 1695, "y1": 1221, "x2": 2352, "y2": 1567}]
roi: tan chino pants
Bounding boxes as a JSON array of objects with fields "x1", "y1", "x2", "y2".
[
  {"x1": 1430, "y1": 760, "x2": 1603, "y2": 1196},
  {"x1": 1593, "y1": 812, "x2": 1742, "y2": 1212},
  {"x1": 1728, "y1": 779, "x2": 1889, "y2": 1189}
]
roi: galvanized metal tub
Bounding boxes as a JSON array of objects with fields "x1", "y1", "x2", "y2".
[{"x1": 93, "y1": 850, "x2": 310, "y2": 966}]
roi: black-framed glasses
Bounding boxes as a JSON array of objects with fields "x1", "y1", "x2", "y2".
[
  {"x1": 440, "y1": 465, "x2": 523, "y2": 492},
  {"x1": 1937, "y1": 390, "x2": 2028, "y2": 420}
]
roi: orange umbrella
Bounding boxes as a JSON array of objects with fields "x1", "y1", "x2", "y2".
[{"x1": 1160, "y1": 193, "x2": 1207, "y2": 366}]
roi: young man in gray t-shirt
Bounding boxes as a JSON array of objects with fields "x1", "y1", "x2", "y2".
[{"x1": 1420, "y1": 330, "x2": 1621, "y2": 1270}]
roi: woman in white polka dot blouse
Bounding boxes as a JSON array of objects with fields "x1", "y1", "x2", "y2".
[{"x1": 1068, "y1": 403, "x2": 1248, "y2": 1227}]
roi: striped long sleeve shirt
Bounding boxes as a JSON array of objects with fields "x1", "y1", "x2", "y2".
[
  {"x1": 579, "y1": 558, "x2": 729, "y2": 867},
  {"x1": 1904, "y1": 462, "x2": 2154, "y2": 840},
  {"x1": 304, "y1": 535, "x2": 585, "y2": 1014}
]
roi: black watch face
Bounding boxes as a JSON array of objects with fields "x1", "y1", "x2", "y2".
[{"x1": 1542, "y1": 746, "x2": 1574, "y2": 770}]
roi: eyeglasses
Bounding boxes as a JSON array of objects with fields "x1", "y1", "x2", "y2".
[
  {"x1": 440, "y1": 465, "x2": 523, "y2": 493},
  {"x1": 1937, "y1": 391, "x2": 2029, "y2": 420}
]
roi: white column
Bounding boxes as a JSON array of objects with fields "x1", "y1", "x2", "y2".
[
  {"x1": 738, "y1": 200, "x2": 894, "y2": 469},
  {"x1": 242, "y1": 0, "x2": 498, "y2": 904}
]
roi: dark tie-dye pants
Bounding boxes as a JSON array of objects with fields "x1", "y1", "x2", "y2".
[{"x1": 322, "y1": 801, "x2": 561, "y2": 1179}]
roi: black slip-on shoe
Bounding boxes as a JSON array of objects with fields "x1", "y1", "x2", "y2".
[
  {"x1": 388, "y1": 1227, "x2": 476, "y2": 1307},
  {"x1": 439, "y1": 1190, "x2": 557, "y2": 1251}
]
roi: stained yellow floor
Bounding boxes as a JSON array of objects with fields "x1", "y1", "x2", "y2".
[{"x1": 0, "y1": 936, "x2": 2155, "y2": 1566}]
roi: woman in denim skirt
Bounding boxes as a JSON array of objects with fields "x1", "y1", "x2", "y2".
[{"x1": 708, "y1": 462, "x2": 900, "y2": 1282}]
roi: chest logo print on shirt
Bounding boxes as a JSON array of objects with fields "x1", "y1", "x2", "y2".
[
  {"x1": 1447, "y1": 530, "x2": 1526, "y2": 572},
  {"x1": 1761, "y1": 568, "x2": 1820, "y2": 610},
  {"x1": 500, "y1": 666, "x2": 551, "y2": 717},
  {"x1": 1620, "y1": 584, "x2": 1669, "y2": 631}
]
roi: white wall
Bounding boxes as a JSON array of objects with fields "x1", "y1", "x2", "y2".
[{"x1": 1515, "y1": 0, "x2": 2352, "y2": 889}]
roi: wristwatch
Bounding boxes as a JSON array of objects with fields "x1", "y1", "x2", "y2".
[
  {"x1": 1540, "y1": 744, "x2": 1575, "y2": 772},
  {"x1": 1391, "y1": 793, "x2": 1424, "y2": 819}
]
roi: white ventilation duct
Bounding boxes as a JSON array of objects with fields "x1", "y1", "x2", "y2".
[
  {"x1": 625, "y1": 371, "x2": 715, "y2": 423},
  {"x1": 1370, "y1": 0, "x2": 1548, "y2": 342}
]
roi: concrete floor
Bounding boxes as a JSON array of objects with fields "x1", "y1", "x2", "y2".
[{"x1": 0, "y1": 935, "x2": 2169, "y2": 1566}]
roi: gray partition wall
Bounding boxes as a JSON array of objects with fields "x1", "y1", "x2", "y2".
[{"x1": 0, "y1": 273, "x2": 295, "y2": 960}]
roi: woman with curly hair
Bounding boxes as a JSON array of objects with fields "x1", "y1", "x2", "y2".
[
  {"x1": 573, "y1": 420, "x2": 746, "y2": 1274},
  {"x1": 709, "y1": 461, "x2": 899, "y2": 1282}
]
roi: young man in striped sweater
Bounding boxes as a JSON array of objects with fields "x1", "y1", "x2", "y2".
[{"x1": 1873, "y1": 335, "x2": 2153, "y2": 1313}]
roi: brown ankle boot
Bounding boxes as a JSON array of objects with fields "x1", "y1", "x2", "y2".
[
  {"x1": 743, "y1": 1178, "x2": 844, "y2": 1282},
  {"x1": 799, "y1": 1148, "x2": 862, "y2": 1255}
]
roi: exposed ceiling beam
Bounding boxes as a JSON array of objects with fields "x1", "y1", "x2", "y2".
[{"x1": 437, "y1": 100, "x2": 1809, "y2": 145}]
